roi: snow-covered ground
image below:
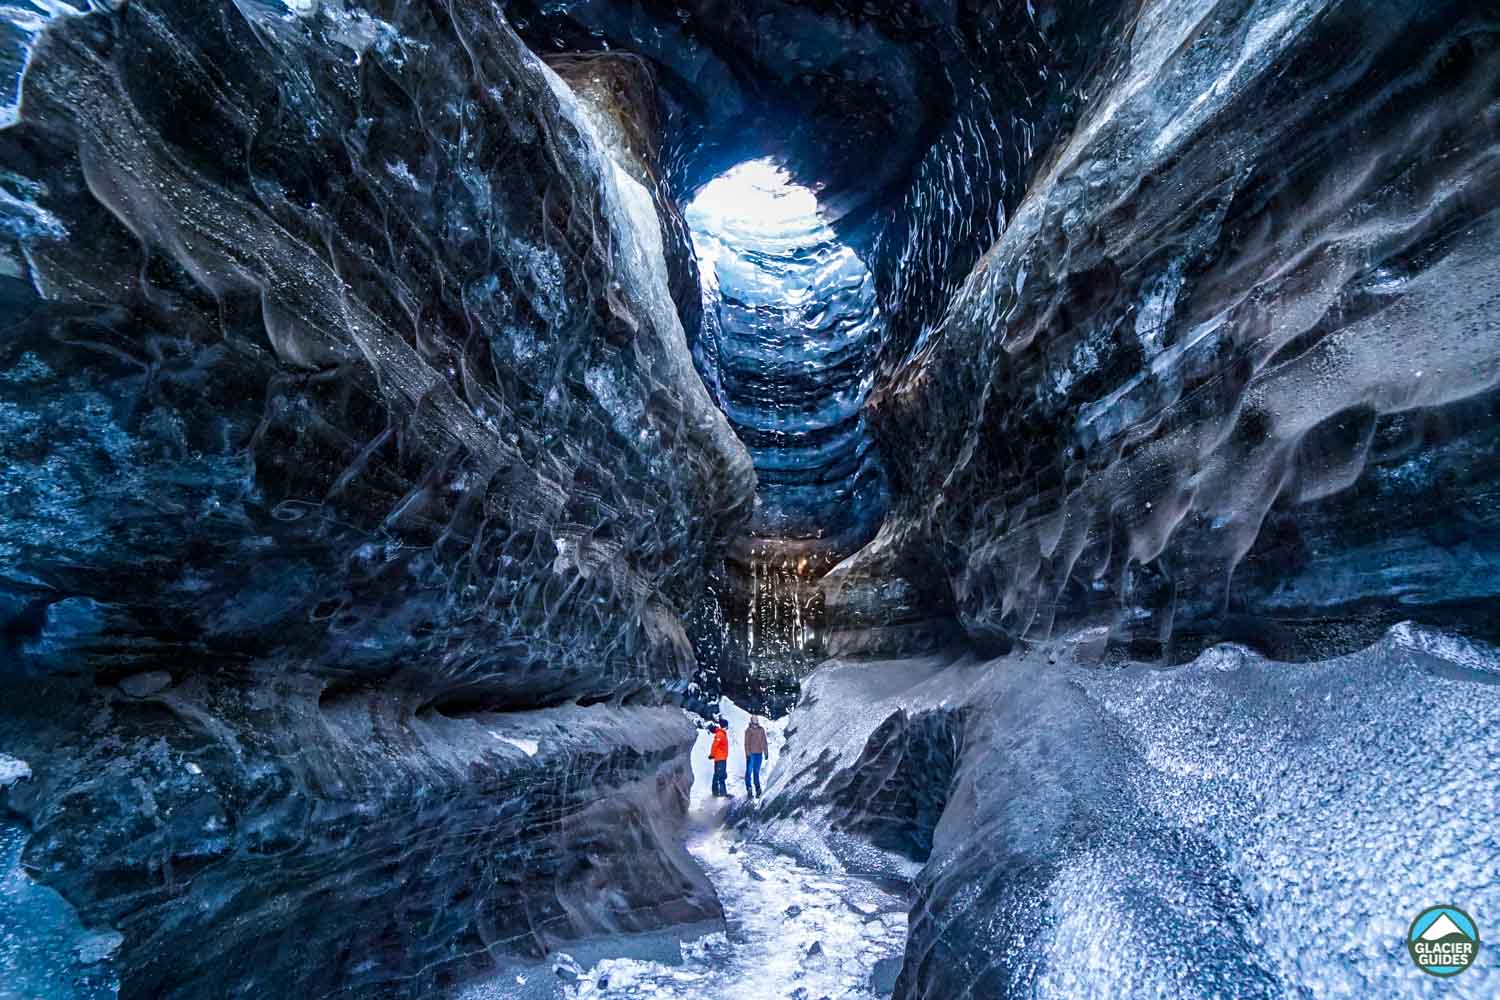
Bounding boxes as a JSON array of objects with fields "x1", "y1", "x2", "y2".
[
  {"x1": 554, "y1": 831, "x2": 907, "y2": 1000},
  {"x1": 484, "y1": 698, "x2": 910, "y2": 1000}
]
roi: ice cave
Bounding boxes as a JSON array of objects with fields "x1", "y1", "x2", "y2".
[{"x1": 0, "y1": 1, "x2": 1497, "y2": 998}]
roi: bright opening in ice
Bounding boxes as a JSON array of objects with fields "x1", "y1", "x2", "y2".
[{"x1": 686, "y1": 158, "x2": 823, "y2": 237}]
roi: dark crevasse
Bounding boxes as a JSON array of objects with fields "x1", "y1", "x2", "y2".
[{"x1": 1, "y1": 1, "x2": 1499, "y2": 999}]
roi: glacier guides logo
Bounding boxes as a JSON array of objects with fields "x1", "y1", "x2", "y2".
[{"x1": 1407, "y1": 905, "x2": 1480, "y2": 977}]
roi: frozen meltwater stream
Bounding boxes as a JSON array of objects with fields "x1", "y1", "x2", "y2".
[{"x1": 464, "y1": 699, "x2": 908, "y2": 1000}]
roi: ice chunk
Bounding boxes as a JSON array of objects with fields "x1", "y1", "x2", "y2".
[{"x1": 0, "y1": 753, "x2": 30, "y2": 786}]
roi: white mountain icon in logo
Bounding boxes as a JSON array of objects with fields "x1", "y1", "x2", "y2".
[{"x1": 1420, "y1": 913, "x2": 1468, "y2": 941}]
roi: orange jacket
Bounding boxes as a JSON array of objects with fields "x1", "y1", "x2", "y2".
[{"x1": 709, "y1": 728, "x2": 729, "y2": 761}]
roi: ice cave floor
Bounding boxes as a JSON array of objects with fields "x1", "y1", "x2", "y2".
[{"x1": 459, "y1": 699, "x2": 907, "y2": 1000}]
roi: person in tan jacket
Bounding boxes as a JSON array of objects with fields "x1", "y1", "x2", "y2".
[{"x1": 744, "y1": 716, "x2": 769, "y2": 798}]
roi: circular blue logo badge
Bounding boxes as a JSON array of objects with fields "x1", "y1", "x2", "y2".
[{"x1": 1408, "y1": 905, "x2": 1480, "y2": 977}]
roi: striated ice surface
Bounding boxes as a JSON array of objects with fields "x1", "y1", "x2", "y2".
[
  {"x1": 0, "y1": 1, "x2": 749, "y2": 997},
  {"x1": 852, "y1": 0, "x2": 1500, "y2": 660},
  {"x1": 682, "y1": 158, "x2": 888, "y2": 710},
  {"x1": 0, "y1": 0, "x2": 751, "y2": 703},
  {"x1": 687, "y1": 158, "x2": 887, "y2": 560}
]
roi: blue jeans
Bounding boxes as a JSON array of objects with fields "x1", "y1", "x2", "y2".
[
  {"x1": 712, "y1": 759, "x2": 728, "y2": 797},
  {"x1": 745, "y1": 753, "x2": 763, "y2": 797}
]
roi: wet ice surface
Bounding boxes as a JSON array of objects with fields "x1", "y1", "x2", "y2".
[
  {"x1": 0, "y1": 820, "x2": 119, "y2": 1000},
  {"x1": 464, "y1": 698, "x2": 909, "y2": 1000}
]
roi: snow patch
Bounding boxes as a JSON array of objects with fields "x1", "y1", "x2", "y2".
[
  {"x1": 0, "y1": 754, "x2": 31, "y2": 787},
  {"x1": 550, "y1": 829, "x2": 905, "y2": 999},
  {"x1": 74, "y1": 930, "x2": 123, "y2": 965},
  {"x1": 490, "y1": 732, "x2": 540, "y2": 757},
  {"x1": 1390, "y1": 621, "x2": 1500, "y2": 678}
]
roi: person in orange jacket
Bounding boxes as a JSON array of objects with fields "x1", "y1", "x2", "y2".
[{"x1": 709, "y1": 717, "x2": 730, "y2": 797}]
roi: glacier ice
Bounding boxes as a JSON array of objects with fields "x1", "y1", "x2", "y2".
[
  {"x1": 739, "y1": 625, "x2": 1500, "y2": 998},
  {"x1": 0, "y1": 1, "x2": 749, "y2": 995},
  {"x1": 842, "y1": 0, "x2": 1500, "y2": 662},
  {"x1": 0, "y1": 0, "x2": 1497, "y2": 998}
]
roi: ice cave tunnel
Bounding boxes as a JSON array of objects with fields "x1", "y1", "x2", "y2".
[{"x1": 0, "y1": 1, "x2": 1498, "y2": 999}]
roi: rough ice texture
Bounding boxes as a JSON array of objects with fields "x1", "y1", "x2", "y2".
[
  {"x1": 543, "y1": 51, "x2": 704, "y2": 349},
  {"x1": 2, "y1": 818, "x2": 120, "y2": 1000},
  {"x1": 854, "y1": 0, "x2": 1500, "y2": 659},
  {"x1": 682, "y1": 171, "x2": 889, "y2": 705},
  {"x1": 742, "y1": 627, "x2": 1500, "y2": 999},
  {"x1": 818, "y1": 528, "x2": 961, "y2": 660},
  {"x1": 3, "y1": 687, "x2": 713, "y2": 998},
  {"x1": 0, "y1": 1, "x2": 751, "y2": 996},
  {"x1": 865, "y1": 0, "x2": 1129, "y2": 376},
  {"x1": 0, "y1": 0, "x2": 752, "y2": 696}
]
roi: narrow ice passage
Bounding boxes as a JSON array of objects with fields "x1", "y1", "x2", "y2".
[
  {"x1": 6, "y1": 4, "x2": 1499, "y2": 998},
  {"x1": 562, "y1": 700, "x2": 907, "y2": 1000}
]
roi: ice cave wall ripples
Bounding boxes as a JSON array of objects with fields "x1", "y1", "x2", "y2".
[
  {"x1": 0, "y1": 0, "x2": 752, "y2": 699},
  {"x1": 687, "y1": 161, "x2": 887, "y2": 560},
  {"x1": 865, "y1": 0, "x2": 1129, "y2": 378},
  {"x1": 0, "y1": 2, "x2": 750, "y2": 996},
  {"x1": 850, "y1": 0, "x2": 1500, "y2": 660}
]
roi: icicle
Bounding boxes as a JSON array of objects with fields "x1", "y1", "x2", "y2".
[
  {"x1": 748, "y1": 562, "x2": 757, "y2": 653},
  {"x1": 793, "y1": 567, "x2": 803, "y2": 650}
]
